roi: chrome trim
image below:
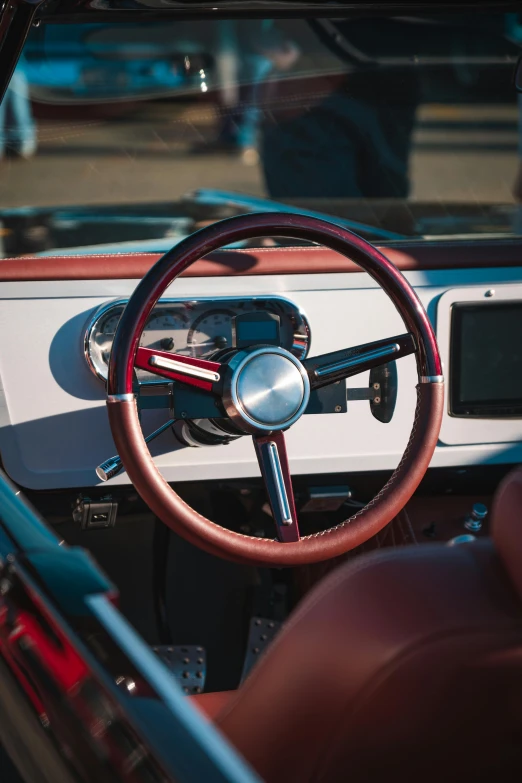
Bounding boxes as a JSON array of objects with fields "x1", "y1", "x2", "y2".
[
  {"x1": 148, "y1": 355, "x2": 220, "y2": 383},
  {"x1": 96, "y1": 456, "x2": 123, "y2": 482},
  {"x1": 107, "y1": 393, "x2": 135, "y2": 403},
  {"x1": 83, "y1": 299, "x2": 128, "y2": 383},
  {"x1": 464, "y1": 502, "x2": 488, "y2": 533},
  {"x1": 315, "y1": 343, "x2": 400, "y2": 379},
  {"x1": 223, "y1": 347, "x2": 311, "y2": 434},
  {"x1": 420, "y1": 375, "x2": 444, "y2": 384},
  {"x1": 268, "y1": 441, "x2": 292, "y2": 525},
  {"x1": 83, "y1": 295, "x2": 311, "y2": 383}
]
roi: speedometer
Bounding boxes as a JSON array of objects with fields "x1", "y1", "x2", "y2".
[
  {"x1": 84, "y1": 301, "x2": 189, "y2": 382},
  {"x1": 187, "y1": 309, "x2": 236, "y2": 357},
  {"x1": 142, "y1": 308, "x2": 189, "y2": 353}
]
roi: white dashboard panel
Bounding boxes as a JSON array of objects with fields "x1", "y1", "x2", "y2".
[{"x1": 0, "y1": 263, "x2": 521, "y2": 489}]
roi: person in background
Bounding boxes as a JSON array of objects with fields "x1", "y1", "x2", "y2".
[
  {"x1": 0, "y1": 58, "x2": 37, "y2": 161},
  {"x1": 258, "y1": 18, "x2": 420, "y2": 200},
  {"x1": 513, "y1": 92, "x2": 522, "y2": 232},
  {"x1": 214, "y1": 20, "x2": 297, "y2": 165}
]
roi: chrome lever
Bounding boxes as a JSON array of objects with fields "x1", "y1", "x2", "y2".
[{"x1": 96, "y1": 418, "x2": 176, "y2": 482}]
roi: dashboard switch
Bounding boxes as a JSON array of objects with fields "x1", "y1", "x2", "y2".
[{"x1": 72, "y1": 495, "x2": 118, "y2": 530}]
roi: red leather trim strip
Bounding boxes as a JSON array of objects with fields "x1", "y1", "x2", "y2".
[{"x1": 1, "y1": 241, "x2": 521, "y2": 281}]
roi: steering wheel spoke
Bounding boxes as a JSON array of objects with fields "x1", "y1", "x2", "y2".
[
  {"x1": 135, "y1": 347, "x2": 221, "y2": 391},
  {"x1": 303, "y1": 333, "x2": 416, "y2": 390},
  {"x1": 253, "y1": 431, "x2": 300, "y2": 543}
]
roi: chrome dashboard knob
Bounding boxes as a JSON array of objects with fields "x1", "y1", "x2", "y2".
[
  {"x1": 96, "y1": 417, "x2": 176, "y2": 482},
  {"x1": 96, "y1": 455, "x2": 123, "y2": 482},
  {"x1": 464, "y1": 502, "x2": 488, "y2": 533}
]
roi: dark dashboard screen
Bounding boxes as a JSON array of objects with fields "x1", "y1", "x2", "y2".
[
  {"x1": 450, "y1": 302, "x2": 522, "y2": 417},
  {"x1": 237, "y1": 320, "x2": 278, "y2": 342}
]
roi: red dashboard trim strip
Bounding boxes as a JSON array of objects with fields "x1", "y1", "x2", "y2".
[{"x1": 0, "y1": 242, "x2": 521, "y2": 281}]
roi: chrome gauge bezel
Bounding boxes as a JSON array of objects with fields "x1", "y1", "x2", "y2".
[
  {"x1": 84, "y1": 300, "x2": 126, "y2": 383},
  {"x1": 83, "y1": 295, "x2": 311, "y2": 383}
]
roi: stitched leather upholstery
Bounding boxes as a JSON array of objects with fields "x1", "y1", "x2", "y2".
[{"x1": 191, "y1": 468, "x2": 522, "y2": 782}]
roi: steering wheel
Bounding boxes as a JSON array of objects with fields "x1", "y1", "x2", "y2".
[{"x1": 106, "y1": 213, "x2": 443, "y2": 567}]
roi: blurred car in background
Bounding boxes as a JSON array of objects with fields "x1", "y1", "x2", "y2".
[{"x1": 24, "y1": 23, "x2": 214, "y2": 103}]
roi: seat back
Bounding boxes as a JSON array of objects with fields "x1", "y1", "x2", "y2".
[{"x1": 208, "y1": 469, "x2": 522, "y2": 782}]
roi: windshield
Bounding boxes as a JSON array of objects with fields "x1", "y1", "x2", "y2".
[{"x1": 1, "y1": 12, "x2": 522, "y2": 256}]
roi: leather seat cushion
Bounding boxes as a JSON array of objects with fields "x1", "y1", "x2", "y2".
[
  {"x1": 190, "y1": 539, "x2": 522, "y2": 782},
  {"x1": 191, "y1": 690, "x2": 234, "y2": 720},
  {"x1": 188, "y1": 468, "x2": 522, "y2": 782}
]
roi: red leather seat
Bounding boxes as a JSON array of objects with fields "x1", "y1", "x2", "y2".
[{"x1": 192, "y1": 468, "x2": 522, "y2": 782}]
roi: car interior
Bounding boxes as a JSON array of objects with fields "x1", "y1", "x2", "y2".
[{"x1": 1, "y1": 1, "x2": 522, "y2": 781}]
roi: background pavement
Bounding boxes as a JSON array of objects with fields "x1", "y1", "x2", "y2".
[{"x1": 0, "y1": 100, "x2": 518, "y2": 211}]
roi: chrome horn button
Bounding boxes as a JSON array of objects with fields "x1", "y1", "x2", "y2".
[
  {"x1": 223, "y1": 347, "x2": 311, "y2": 433},
  {"x1": 238, "y1": 353, "x2": 305, "y2": 426}
]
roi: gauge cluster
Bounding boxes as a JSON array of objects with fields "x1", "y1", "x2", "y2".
[{"x1": 84, "y1": 297, "x2": 311, "y2": 382}]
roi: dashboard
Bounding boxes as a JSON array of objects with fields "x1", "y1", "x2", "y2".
[
  {"x1": 0, "y1": 247, "x2": 522, "y2": 490},
  {"x1": 84, "y1": 296, "x2": 310, "y2": 382}
]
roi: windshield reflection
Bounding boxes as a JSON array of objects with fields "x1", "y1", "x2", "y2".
[{"x1": 0, "y1": 14, "x2": 521, "y2": 256}]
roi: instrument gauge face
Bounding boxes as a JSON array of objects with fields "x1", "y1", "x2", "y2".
[
  {"x1": 101, "y1": 312, "x2": 122, "y2": 336},
  {"x1": 84, "y1": 297, "x2": 310, "y2": 383},
  {"x1": 187, "y1": 309, "x2": 236, "y2": 358},
  {"x1": 85, "y1": 303, "x2": 189, "y2": 382},
  {"x1": 141, "y1": 309, "x2": 189, "y2": 353}
]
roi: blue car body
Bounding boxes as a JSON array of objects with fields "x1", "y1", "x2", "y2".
[{"x1": 23, "y1": 24, "x2": 206, "y2": 102}]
